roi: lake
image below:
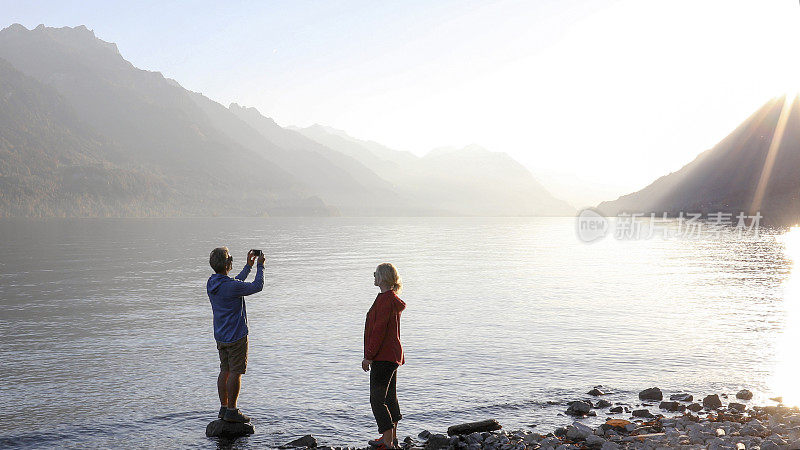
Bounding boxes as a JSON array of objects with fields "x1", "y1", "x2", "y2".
[{"x1": 0, "y1": 217, "x2": 798, "y2": 448}]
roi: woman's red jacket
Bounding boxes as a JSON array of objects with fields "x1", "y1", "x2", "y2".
[{"x1": 364, "y1": 290, "x2": 406, "y2": 365}]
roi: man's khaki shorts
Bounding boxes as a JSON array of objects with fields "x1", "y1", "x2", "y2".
[{"x1": 216, "y1": 336, "x2": 248, "y2": 374}]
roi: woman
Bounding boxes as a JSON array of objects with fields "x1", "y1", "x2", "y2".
[{"x1": 363, "y1": 263, "x2": 407, "y2": 449}]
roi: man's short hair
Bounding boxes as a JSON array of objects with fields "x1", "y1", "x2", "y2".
[{"x1": 210, "y1": 247, "x2": 230, "y2": 273}]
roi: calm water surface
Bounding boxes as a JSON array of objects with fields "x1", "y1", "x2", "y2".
[{"x1": 0, "y1": 217, "x2": 798, "y2": 448}]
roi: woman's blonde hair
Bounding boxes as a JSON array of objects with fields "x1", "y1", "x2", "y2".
[{"x1": 376, "y1": 262, "x2": 402, "y2": 293}]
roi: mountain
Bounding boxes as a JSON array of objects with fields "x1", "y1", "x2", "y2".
[
  {"x1": 295, "y1": 124, "x2": 418, "y2": 182},
  {"x1": 0, "y1": 23, "x2": 573, "y2": 217},
  {"x1": 225, "y1": 103, "x2": 405, "y2": 215},
  {"x1": 297, "y1": 126, "x2": 575, "y2": 216},
  {"x1": 597, "y1": 95, "x2": 800, "y2": 226},
  {"x1": 0, "y1": 56, "x2": 176, "y2": 216},
  {"x1": 0, "y1": 23, "x2": 332, "y2": 216},
  {"x1": 411, "y1": 145, "x2": 575, "y2": 216}
]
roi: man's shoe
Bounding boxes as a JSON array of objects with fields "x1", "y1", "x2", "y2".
[
  {"x1": 218, "y1": 406, "x2": 226, "y2": 419},
  {"x1": 223, "y1": 408, "x2": 250, "y2": 423},
  {"x1": 369, "y1": 438, "x2": 399, "y2": 448}
]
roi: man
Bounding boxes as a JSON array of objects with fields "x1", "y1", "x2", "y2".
[{"x1": 207, "y1": 247, "x2": 265, "y2": 423}]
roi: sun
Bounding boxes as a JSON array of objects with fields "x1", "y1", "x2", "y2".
[{"x1": 770, "y1": 227, "x2": 800, "y2": 407}]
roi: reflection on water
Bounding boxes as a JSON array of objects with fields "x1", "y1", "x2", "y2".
[
  {"x1": 0, "y1": 217, "x2": 797, "y2": 448},
  {"x1": 771, "y1": 226, "x2": 800, "y2": 406}
]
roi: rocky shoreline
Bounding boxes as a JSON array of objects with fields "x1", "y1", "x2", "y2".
[{"x1": 213, "y1": 387, "x2": 800, "y2": 449}]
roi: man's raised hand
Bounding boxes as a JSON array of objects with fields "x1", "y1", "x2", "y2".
[
  {"x1": 257, "y1": 252, "x2": 266, "y2": 265},
  {"x1": 247, "y1": 250, "x2": 256, "y2": 267}
]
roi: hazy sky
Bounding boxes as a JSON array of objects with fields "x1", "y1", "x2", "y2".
[{"x1": 4, "y1": 0, "x2": 800, "y2": 206}]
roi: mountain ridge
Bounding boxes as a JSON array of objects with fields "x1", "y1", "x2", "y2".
[
  {"x1": 295, "y1": 125, "x2": 575, "y2": 216},
  {"x1": 0, "y1": 23, "x2": 574, "y2": 217},
  {"x1": 597, "y1": 95, "x2": 800, "y2": 226}
]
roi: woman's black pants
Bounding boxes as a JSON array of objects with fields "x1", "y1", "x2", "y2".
[{"x1": 370, "y1": 361, "x2": 402, "y2": 433}]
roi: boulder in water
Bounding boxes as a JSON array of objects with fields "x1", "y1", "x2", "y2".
[
  {"x1": 703, "y1": 394, "x2": 722, "y2": 409},
  {"x1": 205, "y1": 419, "x2": 255, "y2": 439},
  {"x1": 729, "y1": 402, "x2": 746, "y2": 412},
  {"x1": 638, "y1": 387, "x2": 663, "y2": 401},
  {"x1": 595, "y1": 399, "x2": 612, "y2": 408},
  {"x1": 659, "y1": 401, "x2": 684, "y2": 412},
  {"x1": 282, "y1": 434, "x2": 318, "y2": 448},
  {"x1": 566, "y1": 400, "x2": 592, "y2": 416}
]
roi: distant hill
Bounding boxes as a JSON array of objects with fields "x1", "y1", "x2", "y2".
[
  {"x1": 295, "y1": 124, "x2": 418, "y2": 182},
  {"x1": 410, "y1": 145, "x2": 575, "y2": 216},
  {"x1": 225, "y1": 103, "x2": 409, "y2": 215},
  {"x1": 297, "y1": 126, "x2": 575, "y2": 216},
  {"x1": 597, "y1": 95, "x2": 800, "y2": 226},
  {"x1": 0, "y1": 23, "x2": 572, "y2": 217}
]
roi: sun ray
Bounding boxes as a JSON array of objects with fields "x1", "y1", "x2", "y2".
[{"x1": 749, "y1": 95, "x2": 795, "y2": 215}]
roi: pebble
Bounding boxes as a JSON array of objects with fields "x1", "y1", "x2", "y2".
[
  {"x1": 595, "y1": 399, "x2": 612, "y2": 408},
  {"x1": 585, "y1": 434, "x2": 605, "y2": 446},
  {"x1": 565, "y1": 422, "x2": 592, "y2": 440},
  {"x1": 282, "y1": 434, "x2": 317, "y2": 448},
  {"x1": 669, "y1": 393, "x2": 693, "y2": 402},
  {"x1": 426, "y1": 433, "x2": 450, "y2": 449}
]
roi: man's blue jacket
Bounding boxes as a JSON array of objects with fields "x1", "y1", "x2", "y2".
[{"x1": 207, "y1": 263, "x2": 264, "y2": 343}]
